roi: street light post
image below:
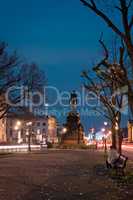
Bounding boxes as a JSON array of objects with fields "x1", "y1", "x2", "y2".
[
  {"x1": 115, "y1": 121, "x2": 120, "y2": 153},
  {"x1": 104, "y1": 135, "x2": 107, "y2": 152},
  {"x1": 101, "y1": 128, "x2": 106, "y2": 152},
  {"x1": 60, "y1": 127, "x2": 67, "y2": 144},
  {"x1": 104, "y1": 122, "x2": 108, "y2": 152},
  {"x1": 102, "y1": 122, "x2": 108, "y2": 153},
  {"x1": 26, "y1": 122, "x2": 32, "y2": 152}
]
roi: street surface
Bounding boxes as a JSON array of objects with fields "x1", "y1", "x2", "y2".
[
  {"x1": 0, "y1": 149, "x2": 132, "y2": 200},
  {"x1": 122, "y1": 144, "x2": 133, "y2": 160}
]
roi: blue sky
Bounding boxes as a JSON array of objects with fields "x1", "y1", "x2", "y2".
[
  {"x1": 0, "y1": 0, "x2": 111, "y2": 90},
  {"x1": 0, "y1": 0, "x2": 114, "y2": 130}
]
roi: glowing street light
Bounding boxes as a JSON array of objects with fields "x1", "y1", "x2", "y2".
[
  {"x1": 101, "y1": 128, "x2": 105, "y2": 132},
  {"x1": 16, "y1": 121, "x2": 21, "y2": 126},
  {"x1": 104, "y1": 122, "x2": 108, "y2": 126},
  {"x1": 14, "y1": 121, "x2": 21, "y2": 130},
  {"x1": 62, "y1": 127, "x2": 67, "y2": 133},
  {"x1": 108, "y1": 131, "x2": 112, "y2": 135},
  {"x1": 14, "y1": 126, "x2": 19, "y2": 131}
]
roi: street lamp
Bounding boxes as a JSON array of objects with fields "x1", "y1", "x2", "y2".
[
  {"x1": 62, "y1": 127, "x2": 67, "y2": 134},
  {"x1": 101, "y1": 127, "x2": 107, "y2": 152},
  {"x1": 14, "y1": 126, "x2": 19, "y2": 131},
  {"x1": 26, "y1": 121, "x2": 32, "y2": 152},
  {"x1": 104, "y1": 122, "x2": 108, "y2": 126},
  {"x1": 101, "y1": 128, "x2": 105, "y2": 132},
  {"x1": 16, "y1": 121, "x2": 21, "y2": 126},
  {"x1": 102, "y1": 122, "x2": 109, "y2": 152}
]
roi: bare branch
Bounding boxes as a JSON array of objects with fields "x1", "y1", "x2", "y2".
[
  {"x1": 127, "y1": 0, "x2": 133, "y2": 8},
  {"x1": 0, "y1": 106, "x2": 10, "y2": 119},
  {"x1": 129, "y1": 15, "x2": 133, "y2": 29},
  {"x1": 115, "y1": 6, "x2": 122, "y2": 12},
  {"x1": 90, "y1": 0, "x2": 96, "y2": 8},
  {"x1": 99, "y1": 38, "x2": 109, "y2": 61},
  {"x1": 80, "y1": 0, "x2": 124, "y2": 38}
]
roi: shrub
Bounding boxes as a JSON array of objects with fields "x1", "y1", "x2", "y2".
[
  {"x1": 47, "y1": 142, "x2": 53, "y2": 148},
  {"x1": 59, "y1": 143, "x2": 95, "y2": 149}
]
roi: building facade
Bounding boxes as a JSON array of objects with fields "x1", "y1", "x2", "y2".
[
  {"x1": 128, "y1": 120, "x2": 133, "y2": 142},
  {"x1": 6, "y1": 115, "x2": 49, "y2": 144},
  {"x1": 47, "y1": 116, "x2": 58, "y2": 143},
  {"x1": 4, "y1": 114, "x2": 57, "y2": 145},
  {"x1": 0, "y1": 117, "x2": 6, "y2": 143}
]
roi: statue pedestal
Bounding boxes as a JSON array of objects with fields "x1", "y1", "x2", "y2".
[{"x1": 61, "y1": 112, "x2": 84, "y2": 145}]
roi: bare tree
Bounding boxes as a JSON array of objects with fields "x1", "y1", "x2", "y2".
[
  {"x1": 20, "y1": 63, "x2": 47, "y2": 112},
  {"x1": 80, "y1": 0, "x2": 133, "y2": 117},
  {"x1": 0, "y1": 42, "x2": 47, "y2": 119},
  {"x1": 20, "y1": 63, "x2": 46, "y2": 92},
  {"x1": 82, "y1": 39, "x2": 127, "y2": 152},
  {"x1": 80, "y1": 0, "x2": 133, "y2": 69},
  {"x1": 0, "y1": 42, "x2": 21, "y2": 118}
]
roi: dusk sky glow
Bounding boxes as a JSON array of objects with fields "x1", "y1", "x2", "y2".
[
  {"x1": 0, "y1": 0, "x2": 117, "y2": 130},
  {"x1": 0, "y1": 0, "x2": 111, "y2": 91}
]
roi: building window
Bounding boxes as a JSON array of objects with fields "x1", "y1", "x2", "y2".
[
  {"x1": 8, "y1": 120, "x2": 12, "y2": 127},
  {"x1": 10, "y1": 129, "x2": 12, "y2": 137},
  {"x1": 42, "y1": 128, "x2": 45, "y2": 133},
  {"x1": 43, "y1": 122, "x2": 46, "y2": 126},
  {"x1": 37, "y1": 122, "x2": 40, "y2": 126}
]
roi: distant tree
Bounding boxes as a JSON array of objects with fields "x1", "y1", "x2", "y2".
[
  {"x1": 0, "y1": 42, "x2": 21, "y2": 119},
  {"x1": 20, "y1": 63, "x2": 47, "y2": 112},
  {"x1": 0, "y1": 42, "x2": 47, "y2": 119},
  {"x1": 20, "y1": 63, "x2": 46, "y2": 93}
]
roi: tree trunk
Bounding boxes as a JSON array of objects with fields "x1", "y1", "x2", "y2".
[
  {"x1": 77, "y1": 129, "x2": 80, "y2": 144},
  {"x1": 113, "y1": 113, "x2": 122, "y2": 153},
  {"x1": 118, "y1": 130, "x2": 123, "y2": 154},
  {"x1": 124, "y1": 37, "x2": 133, "y2": 71},
  {"x1": 111, "y1": 127, "x2": 116, "y2": 148}
]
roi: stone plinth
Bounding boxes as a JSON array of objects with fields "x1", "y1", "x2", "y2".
[{"x1": 61, "y1": 112, "x2": 84, "y2": 145}]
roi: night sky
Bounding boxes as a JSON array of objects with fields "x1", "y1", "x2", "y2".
[{"x1": 0, "y1": 0, "x2": 115, "y2": 131}]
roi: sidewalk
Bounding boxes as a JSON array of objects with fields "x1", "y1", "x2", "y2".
[{"x1": 0, "y1": 149, "x2": 132, "y2": 200}]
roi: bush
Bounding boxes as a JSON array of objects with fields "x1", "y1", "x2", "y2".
[
  {"x1": 47, "y1": 142, "x2": 53, "y2": 148},
  {"x1": 59, "y1": 143, "x2": 94, "y2": 149}
]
